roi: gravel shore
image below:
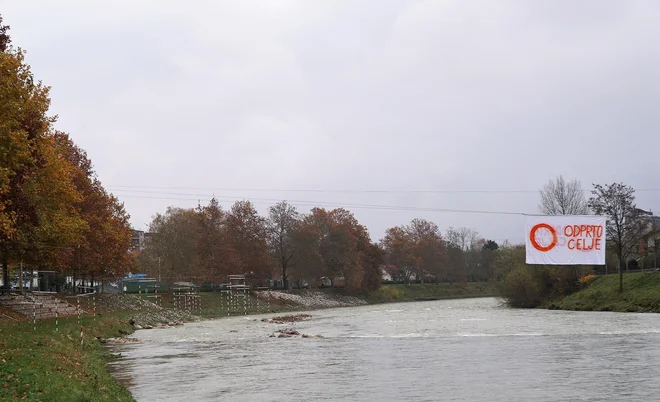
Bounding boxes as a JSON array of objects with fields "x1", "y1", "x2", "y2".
[{"x1": 257, "y1": 290, "x2": 367, "y2": 309}]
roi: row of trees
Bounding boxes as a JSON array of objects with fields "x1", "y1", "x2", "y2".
[
  {"x1": 381, "y1": 222, "x2": 499, "y2": 285},
  {"x1": 136, "y1": 200, "x2": 384, "y2": 291},
  {"x1": 136, "y1": 197, "x2": 504, "y2": 292},
  {"x1": 0, "y1": 17, "x2": 133, "y2": 290}
]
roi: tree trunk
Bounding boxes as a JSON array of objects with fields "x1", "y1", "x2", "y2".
[
  {"x1": 619, "y1": 257, "x2": 624, "y2": 293},
  {"x1": 1, "y1": 246, "x2": 8, "y2": 292},
  {"x1": 282, "y1": 264, "x2": 288, "y2": 290}
]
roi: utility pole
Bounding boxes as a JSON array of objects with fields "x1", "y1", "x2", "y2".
[{"x1": 158, "y1": 256, "x2": 161, "y2": 282}]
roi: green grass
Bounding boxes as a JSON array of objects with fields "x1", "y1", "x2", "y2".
[
  {"x1": 0, "y1": 313, "x2": 136, "y2": 401},
  {"x1": 363, "y1": 282, "x2": 497, "y2": 304},
  {"x1": 197, "y1": 292, "x2": 297, "y2": 319},
  {"x1": 553, "y1": 271, "x2": 660, "y2": 313}
]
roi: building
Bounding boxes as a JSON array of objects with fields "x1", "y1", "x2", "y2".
[
  {"x1": 630, "y1": 209, "x2": 660, "y2": 269},
  {"x1": 130, "y1": 229, "x2": 145, "y2": 252}
]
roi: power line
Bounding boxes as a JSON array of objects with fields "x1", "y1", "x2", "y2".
[
  {"x1": 107, "y1": 185, "x2": 540, "y2": 194},
  {"x1": 113, "y1": 194, "x2": 526, "y2": 216},
  {"x1": 106, "y1": 184, "x2": 660, "y2": 194}
]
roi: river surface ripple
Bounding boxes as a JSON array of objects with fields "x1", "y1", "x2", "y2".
[{"x1": 108, "y1": 297, "x2": 660, "y2": 401}]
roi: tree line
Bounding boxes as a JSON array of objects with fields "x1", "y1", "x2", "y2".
[
  {"x1": 135, "y1": 198, "x2": 505, "y2": 292},
  {"x1": 0, "y1": 17, "x2": 133, "y2": 291}
]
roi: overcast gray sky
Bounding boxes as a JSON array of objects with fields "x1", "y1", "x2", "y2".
[{"x1": 4, "y1": 0, "x2": 660, "y2": 244}]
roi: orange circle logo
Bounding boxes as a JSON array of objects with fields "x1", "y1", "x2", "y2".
[{"x1": 530, "y1": 223, "x2": 557, "y2": 252}]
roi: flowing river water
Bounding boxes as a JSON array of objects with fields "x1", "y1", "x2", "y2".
[{"x1": 108, "y1": 298, "x2": 660, "y2": 401}]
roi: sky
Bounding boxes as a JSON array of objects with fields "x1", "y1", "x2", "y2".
[{"x1": 3, "y1": 0, "x2": 660, "y2": 244}]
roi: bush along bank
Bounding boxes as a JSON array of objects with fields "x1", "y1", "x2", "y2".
[{"x1": 549, "y1": 272, "x2": 660, "y2": 313}]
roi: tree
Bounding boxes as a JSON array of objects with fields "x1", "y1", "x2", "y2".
[
  {"x1": 0, "y1": 16, "x2": 9, "y2": 52},
  {"x1": 539, "y1": 175, "x2": 589, "y2": 215},
  {"x1": 52, "y1": 132, "x2": 133, "y2": 285},
  {"x1": 196, "y1": 198, "x2": 233, "y2": 282},
  {"x1": 406, "y1": 219, "x2": 445, "y2": 283},
  {"x1": 482, "y1": 240, "x2": 499, "y2": 251},
  {"x1": 360, "y1": 243, "x2": 384, "y2": 292},
  {"x1": 226, "y1": 200, "x2": 272, "y2": 285},
  {"x1": 142, "y1": 207, "x2": 200, "y2": 282},
  {"x1": 289, "y1": 222, "x2": 323, "y2": 288},
  {"x1": 445, "y1": 227, "x2": 478, "y2": 252},
  {"x1": 588, "y1": 183, "x2": 646, "y2": 292},
  {"x1": 0, "y1": 27, "x2": 86, "y2": 289},
  {"x1": 380, "y1": 226, "x2": 417, "y2": 284},
  {"x1": 327, "y1": 208, "x2": 370, "y2": 290},
  {"x1": 296, "y1": 208, "x2": 371, "y2": 290},
  {"x1": 445, "y1": 227, "x2": 479, "y2": 285},
  {"x1": 266, "y1": 201, "x2": 300, "y2": 289},
  {"x1": 381, "y1": 219, "x2": 448, "y2": 285}
]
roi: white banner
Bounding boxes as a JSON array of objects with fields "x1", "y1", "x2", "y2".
[{"x1": 525, "y1": 215, "x2": 607, "y2": 265}]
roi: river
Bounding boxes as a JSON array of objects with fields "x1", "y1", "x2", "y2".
[{"x1": 108, "y1": 297, "x2": 660, "y2": 401}]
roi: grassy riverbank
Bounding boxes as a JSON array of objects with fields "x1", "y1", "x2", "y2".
[
  {"x1": 550, "y1": 272, "x2": 660, "y2": 313},
  {"x1": 364, "y1": 282, "x2": 497, "y2": 304},
  {"x1": 0, "y1": 313, "x2": 136, "y2": 401}
]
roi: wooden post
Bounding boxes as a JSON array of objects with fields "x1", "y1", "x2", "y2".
[
  {"x1": 77, "y1": 295, "x2": 83, "y2": 346},
  {"x1": 33, "y1": 295, "x2": 36, "y2": 331}
]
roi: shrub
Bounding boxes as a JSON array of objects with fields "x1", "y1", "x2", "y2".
[
  {"x1": 579, "y1": 274, "x2": 597, "y2": 287},
  {"x1": 378, "y1": 286, "x2": 402, "y2": 301},
  {"x1": 499, "y1": 265, "x2": 544, "y2": 308}
]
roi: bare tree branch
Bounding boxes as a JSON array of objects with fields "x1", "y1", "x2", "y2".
[{"x1": 539, "y1": 175, "x2": 589, "y2": 215}]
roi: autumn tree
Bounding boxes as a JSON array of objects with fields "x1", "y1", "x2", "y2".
[
  {"x1": 196, "y1": 198, "x2": 232, "y2": 282},
  {"x1": 0, "y1": 16, "x2": 10, "y2": 52},
  {"x1": 381, "y1": 219, "x2": 446, "y2": 285},
  {"x1": 0, "y1": 22, "x2": 85, "y2": 289},
  {"x1": 226, "y1": 200, "x2": 272, "y2": 285},
  {"x1": 328, "y1": 208, "x2": 370, "y2": 291},
  {"x1": 406, "y1": 219, "x2": 445, "y2": 283},
  {"x1": 360, "y1": 243, "x2": 384, "y2": 292},
  {"x1": 266, "y1": 201, "x2": 300, "y2": 289},
  {"x1": 296, "y1": 208, "x2": 371, "y2": 290},
  {"x1": 52, "y1": 133, "x2": 133, "y2": 286},
  {"x1": 299, "y1": 208, "x2": 333, "y2": 284},
  {"x1": 289, "y1": 222, "x2": 323, "y2": 288},
  {"x1": 380, "y1": 226, "x2": 415, "y2": 283},
  {"x1": 588, "y1": 183, "x2": 646, "y2": 293},
  {"x1": 539, "y1": 175, "x2": 589, "y2": 216}
]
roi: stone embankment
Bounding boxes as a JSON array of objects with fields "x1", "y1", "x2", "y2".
[{"x1": 257, "y1": 290, "x2": 367, "y2": 308}]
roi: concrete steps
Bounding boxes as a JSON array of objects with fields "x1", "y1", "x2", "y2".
[{"x1": 0, "y1": 293, "x2": 85, "y2": 320}]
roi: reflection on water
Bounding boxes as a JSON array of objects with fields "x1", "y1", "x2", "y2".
[{"x1": 108, "y1": 298, "x2": 660, "y2": 401}]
